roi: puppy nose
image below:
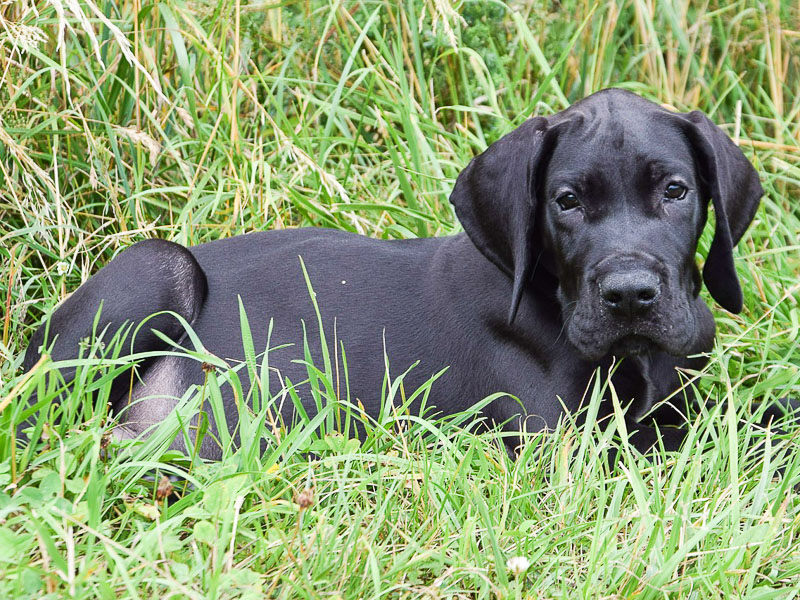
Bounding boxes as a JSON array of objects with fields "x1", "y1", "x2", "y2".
[{"x1": 599, "y1": 270, "x2": 661, "y2": 317}]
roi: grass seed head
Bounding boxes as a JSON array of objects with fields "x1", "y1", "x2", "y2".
[
  {"x1": 293, "y1": 487, "x2": 314, "y2": 510},
  {"x1": 156, "y1": 475, "x2": 174, "y2": 500}
]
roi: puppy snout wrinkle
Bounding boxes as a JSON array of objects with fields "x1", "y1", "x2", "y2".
[{"x1": 599, "y1": 269, "x2": 661, "y2": 317}]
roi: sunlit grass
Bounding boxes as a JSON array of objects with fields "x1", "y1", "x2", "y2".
[{"x1": 1, "y1": 0, "x2": 799, "y2": 596}]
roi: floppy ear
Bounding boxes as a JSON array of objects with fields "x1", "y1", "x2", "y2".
[
  {"x1": 450, "y1": 117, "x2": 556, "y2": 324},
  {"x1": 680, "y1": 111, "x2": 763, "y2": 313}
]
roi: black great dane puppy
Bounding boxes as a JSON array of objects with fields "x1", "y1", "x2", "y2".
[{"x1": 22, "y1": 89, "x2": 765, "y2": 459}]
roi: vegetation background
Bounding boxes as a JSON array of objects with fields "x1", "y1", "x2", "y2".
[{"x1": 0, "y1": 0, "x2": 799, "y2": 597}]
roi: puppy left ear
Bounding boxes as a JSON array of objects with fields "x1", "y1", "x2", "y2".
[
  {"x1": 450, "y1": 117, "x2": 559, "y2": 324},
  {"x1": 680, "y1": 111, "x2": 763, "y2": 313}
]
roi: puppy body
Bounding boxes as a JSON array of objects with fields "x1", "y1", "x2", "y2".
[
  {"x1": 27, "y1": 230, "x2": 626, "y2": 459},
  {"x1": 21, "y1": 89, "x2": 762, "y2": 458}
]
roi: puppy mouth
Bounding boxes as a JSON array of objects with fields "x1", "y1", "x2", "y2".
[
  {"x1": 569, "y1": 327, "x2": 681, "y2": 361},
  {"x1": 608, "y1": 334, "x2": 657, "y2": 356},
  {"x1": 563, "y1": 296, "x2": 700, "y2": 361}
]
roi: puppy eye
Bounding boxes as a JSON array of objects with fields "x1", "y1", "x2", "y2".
[
  {"x1": 664, "y1": 182, "x2": 687, "y2": 200},
  {"x1": 556, "y1": 192, "x2": 580, "y2": 211}
]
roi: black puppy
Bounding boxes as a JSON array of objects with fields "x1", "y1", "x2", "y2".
[{"x1": 21, "y1": 89, "x2": 764, "y2": 459}]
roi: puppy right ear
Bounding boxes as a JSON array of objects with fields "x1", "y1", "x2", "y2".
[
  {"x1": 677, "y1": 111, "x2": 763, "y2": 313},
  {"x1": 450, "y1": 117, "x2": 557, "y2": 324}
]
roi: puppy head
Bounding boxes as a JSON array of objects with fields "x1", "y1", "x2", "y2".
[{"x1": 450, "y1": 89, "x2": 763, "y2": 360}]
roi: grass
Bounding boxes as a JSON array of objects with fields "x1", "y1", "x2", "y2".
[{"x1": 0, "y1": 0, "x2": 799, "y2": 597}]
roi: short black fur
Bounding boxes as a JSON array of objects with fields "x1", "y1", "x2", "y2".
[{"x1": 21, "y1": 89, "x2": 771, "y2": 460}]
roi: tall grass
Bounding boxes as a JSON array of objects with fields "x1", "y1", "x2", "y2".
[{"x1": 0, "y1": 0, "x2": 799, "y2": 596}]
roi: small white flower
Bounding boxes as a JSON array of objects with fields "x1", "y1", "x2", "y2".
[
  {"x1": 56, "y1": 261, "x2": 70, "y2": 276},
  {"x1": 506, "y1": 555, "x2": 531, "y2": 577}
]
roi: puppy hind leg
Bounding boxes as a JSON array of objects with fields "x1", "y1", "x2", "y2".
[{"x1": 20, "y1": 239, "x2": 207, "y2": 425}]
